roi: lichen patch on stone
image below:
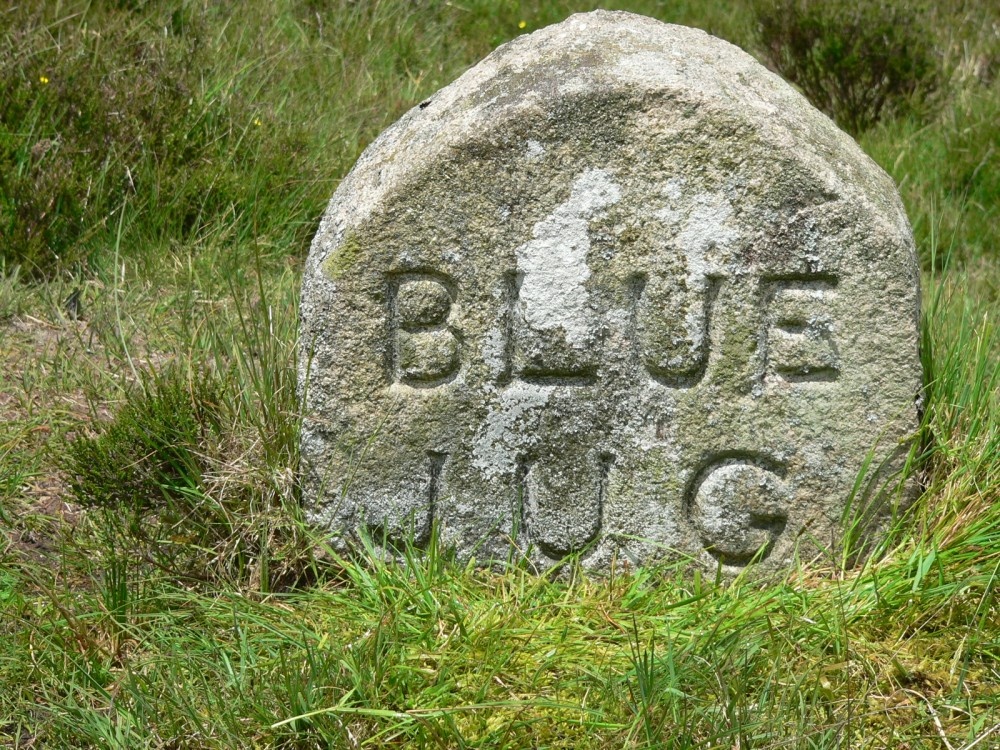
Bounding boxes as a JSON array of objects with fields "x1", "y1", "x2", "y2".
[{"x1": 515, "y1": 168, "x2": 621, "y2": 348}]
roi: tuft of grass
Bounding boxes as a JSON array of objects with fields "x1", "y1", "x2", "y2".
[
  {"x1": 62, "y1": 254, "x2": 309, "y2": 591},
  {"x1": 66, "y1": 365, "x2": 225, "y2": 513},
  {"x1": 753, "y1": 0, "x2": 939, "y2": 134}
]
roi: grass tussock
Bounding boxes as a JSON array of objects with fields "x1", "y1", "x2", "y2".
[
  {"x1": 2, "y1": 0, "x2": 1000, "y2": 747},
  {"x1": 754, "y1": 0, "x2": 939, "y2": 134}
]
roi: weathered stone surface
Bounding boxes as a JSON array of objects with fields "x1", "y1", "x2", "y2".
[{"x1": 298, "y1": 11, "x2": 922, "y2": 573}]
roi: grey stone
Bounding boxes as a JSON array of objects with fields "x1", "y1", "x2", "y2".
[{"x1": 298, "y1": 10, "x2": 922, "y2": 573}]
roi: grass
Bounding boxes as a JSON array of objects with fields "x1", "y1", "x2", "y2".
[{"x1": 2, "y1": 0, "x2": 999, "y2": 747}]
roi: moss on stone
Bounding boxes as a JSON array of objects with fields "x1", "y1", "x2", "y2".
[{"x1": 322, "y1": 232, "x2": 364, "y2": 280}]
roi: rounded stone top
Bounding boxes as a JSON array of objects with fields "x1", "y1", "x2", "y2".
[
  {"x1": 299, "y1": 11, "x2": 921, "y2": 574},
  {"x1": 305, "y1": 10, "x2": 911, "y2": 284}
]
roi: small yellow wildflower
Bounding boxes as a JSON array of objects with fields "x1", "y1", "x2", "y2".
[
  {"x1": 39, "y1": 75, "x2": 50, "y2": 85},
  {"x1": 518, "y1": 20, "x2": 527, "y2": 29},
  {"x1": 253, "y1": 117, "x2": 262, "y2": 127}
]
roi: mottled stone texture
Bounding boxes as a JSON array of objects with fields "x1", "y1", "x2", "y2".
[{"x1": 299, "y1": 11, "x2": 922, "y2": 573}]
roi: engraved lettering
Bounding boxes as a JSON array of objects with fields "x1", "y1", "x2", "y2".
[
  {"x1": 389, "y1": 274, "x2": 460, "y2": 387},
  {"x1": 509, "y1": 169, "x2": 620, "y2": 385},
  {"x1": 635, "y1": 273, "x2": 721, "y2": 388},
  {"x1": 427, "y1": 450, "x2": 447, "y2": 521},
  {"x1": 518, "y1": 451, "x2": 611, "y2": 558},
  {"x1": 762, "y1": 276, "x2": 839, "y2": 383},
  {"x1": 366, "y1": 451, "x2": 447, "y2": 548},
  {"x1": 685, "y1": 453, "x2": 789, "y2": 566}
]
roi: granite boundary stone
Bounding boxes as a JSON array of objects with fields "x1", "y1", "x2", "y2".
[{"x1": 298, "y1": 11, "x2": 922, "y2": 573}]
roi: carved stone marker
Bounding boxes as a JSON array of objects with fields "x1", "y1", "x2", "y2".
[{"x1": 299, "y1": 11, "x2": 921, "y2": 572}]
